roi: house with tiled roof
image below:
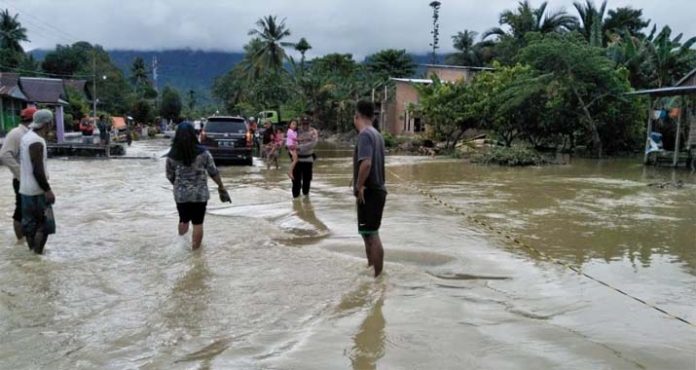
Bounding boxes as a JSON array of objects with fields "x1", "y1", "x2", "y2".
[{"x1": 0, "y1": 73, "x2": 28, "y2": 132}]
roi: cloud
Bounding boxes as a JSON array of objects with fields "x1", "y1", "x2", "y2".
[{"x1": 10, "y1": 0, "x2": 696, "y2": 58}]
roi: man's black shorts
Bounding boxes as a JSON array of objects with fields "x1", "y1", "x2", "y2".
[
  {"x1": 357, "y1": 188, "x2": 387, "y2": 235},
  {"x1": 176, "y1": 202, "x2": 207, "y2": 225},
  {"x1": 12, "y1": 179, "x2": 21, "y2": 222}
]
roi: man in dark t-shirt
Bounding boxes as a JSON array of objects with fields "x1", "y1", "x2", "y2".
[{"x1": 352, "y1": 100, "x2": 387, "y2": 277}]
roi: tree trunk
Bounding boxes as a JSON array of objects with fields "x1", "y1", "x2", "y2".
[{"x1": 569, "y1": 82, "x2": 603, "y2": 158}]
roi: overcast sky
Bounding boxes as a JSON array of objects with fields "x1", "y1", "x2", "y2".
[{"x1": 10, "y1": 0, "x2": 696, "y2": 58}]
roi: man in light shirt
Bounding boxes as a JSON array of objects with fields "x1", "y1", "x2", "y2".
[
  {"x1": 19, "y1": 109, "x2": 56, "y2": 254},
  {"x1": 0, "y1": 107, "x2": 36, "y2": 240}
]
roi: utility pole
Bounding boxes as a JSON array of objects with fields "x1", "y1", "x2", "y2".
[
  {"x1": 429, "y1": 1, "x2": 442, "y2": 65},
  {"x1": 92, "y1": 51, "x2": 97, "y2": 119},
  {"x1": 151, "y1": 56, "x2": 159, "y2": 95}
]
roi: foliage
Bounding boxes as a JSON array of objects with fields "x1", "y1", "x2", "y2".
[
  {"x1": 248, "y1": 15, "x2": 293, "y2": 73},
  {"x1": 159, "y1": 86, "x2": 182, "y2": 121},
  {"x1": 364, "y1": 49, "x2": 415, "y2": 81},
  {"x1": 131, "y1": 98, "x2": 155, "y2": 124},
  {"x1": 412, "y1": 76, "x2": 481, "y2": 149},
  {"x1": 472, "y1": 145, "x2": 549, "y2": 166},
  {"x1": 0, "y1": 9, "x2": 27, "y2": 53},
  {"x1": 64, "y1": 86, "x2": 89, "y2": 122}
]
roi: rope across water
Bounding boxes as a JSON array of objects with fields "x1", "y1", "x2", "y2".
[{"x1": 387, "y1": 168, "x2": 695, "y2": 328}]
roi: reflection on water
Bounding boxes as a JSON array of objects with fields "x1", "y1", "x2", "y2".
[{"x1": 349, "y1": 288, "x2": 386, "y2": 370}]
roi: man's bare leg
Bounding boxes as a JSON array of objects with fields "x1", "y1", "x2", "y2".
[
  {"x1": 33, "y1": 231, "x2": 48, "y2": 255},
  {"x1": 364, "y1": 234, "x2": 384, "y2": 277},
  {"x1": 192, "y1": 224, "x2": 203, "y2": 250},
  {"x1": 363, "y1": 236, "x2": 373, "y2": 267},
  {"x1": 13, "y1": 220, "x2": 23, "y2": 240}
]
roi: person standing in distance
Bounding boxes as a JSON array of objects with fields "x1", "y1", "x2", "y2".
[
  {"x1": 0, "y1": 107, "x2": 36, "y2": 240},
  {"x1": 19, "y1": 109, "x2": 56, "y2": 254},
  {"x1": 292, "y1": 115, "x2": 318, "y2": 198},
  {"x1": 352, "y1": 101, "x2": 387, "y2": 277}
]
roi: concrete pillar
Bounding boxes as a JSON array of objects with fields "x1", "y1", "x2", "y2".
[{"x1": 56, "y1": 105, "x2": 65, "y2": 144}]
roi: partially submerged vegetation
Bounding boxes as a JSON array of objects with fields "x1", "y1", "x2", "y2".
[{"x1": 472, "y1": 146, "x2": 551, "y2": 166}]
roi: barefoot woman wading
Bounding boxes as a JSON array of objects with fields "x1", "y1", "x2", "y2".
[{"x1": 166, "y1": 123, "x2": 230, "y2": 250}]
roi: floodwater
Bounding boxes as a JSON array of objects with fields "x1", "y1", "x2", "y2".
[{"x1": 0, "y1": 140, "x2": 694, "y2": 370}]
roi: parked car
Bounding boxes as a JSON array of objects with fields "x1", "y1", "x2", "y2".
[{"x1": 200, "y1": 116, "x2": 253, "y2": 165}]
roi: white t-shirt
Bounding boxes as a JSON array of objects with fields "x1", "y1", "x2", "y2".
[{"x1": 19, "y1": 130, "x2": 48, "y2": 196}]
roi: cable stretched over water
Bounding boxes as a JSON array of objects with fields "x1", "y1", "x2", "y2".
[{"x1": 387, "y1": 168, "x2": 696, "y2": 328}]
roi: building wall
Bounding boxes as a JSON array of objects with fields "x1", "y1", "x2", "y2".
[
  {"x1": 425, "y1": 67, "x2": 471, "y2": 83},
  {"x1": 383, "y1": 81, "x2": 420, "y2": 135}
]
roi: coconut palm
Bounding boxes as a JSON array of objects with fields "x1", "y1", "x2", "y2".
[
  {"x1": 0, "y1": 9, "x2": 28, "y2": 52},
  {"x1": 604, "y1": 7, "x2": 650, "y2": 37},
  {"x1": 295, "y1": 37, "x2": 311, "y2": 72},
  {"x1": 445, "y1": 30, "x2": 485, "y2": 66},
  {"x1": 573, "y1": 0, "x2": 607, "y2": 44},
  {"x1": 364, "y1": 49, "x2": 415, "y2": 80},
  {"x1": 247, "y1": 15, "x2": 293, "y2": 73},
  {"x1": 483, "y1": 1, "x2": 577, "y2": 41},
  {"x1": 644, "y1": 25, "x2": 696, "y2": 87}
]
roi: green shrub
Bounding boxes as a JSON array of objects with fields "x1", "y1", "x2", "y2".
[
  {"x1": 383, "y1": 132, "x2": 396, "y2": 148},
  {"x1": 472, "y1": 146, "x2": 549, "y2": 166}
]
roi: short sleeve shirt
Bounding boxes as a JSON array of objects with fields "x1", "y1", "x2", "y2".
[
  {"x1": 166, "y1": 151, "x2": 219, "y2": 203},
  {"x1": 353, "y1": 126, "x2": 386, "y2": 192}
]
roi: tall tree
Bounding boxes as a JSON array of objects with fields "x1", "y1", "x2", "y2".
[
  {"x1": 429, "y1": 1, "x2": 442, "y2": 64},
  {"x1": 365, "y1": 49, "x2": 415, "y2": 80},
  {"x1": 130, "y1": 57, "x2": 148, "y2": 86},
  {"x1": 445, "y1": 30, "x2": 484, "y2": 66},
  {"x1": 159, "y1": 86, "x2": 182, "y2": 121},
  {"x1": 247, "y1": 15, "x2": 293, "y2": 72},
  {"x1": 518, "y1": 33, "x2": 635, "y2": 157},
  {"x1": 573, "y1": 0, "x2": 607, "y2": 45},
  {"x1": 645, "y1": 26, "x2": 696, "y2": 87},
  {"x1": 0, "y1": 9, "x2": 27, "y2": 52},
  {"x1": 604, "y1": 7, "x2": 650, "y2": 37},
  {"x1": 484, "y1": 1, "x2": 577, "y2": 41},
  {"x1": 295, "y1": 37, "x2": 311, "y2": 72}
]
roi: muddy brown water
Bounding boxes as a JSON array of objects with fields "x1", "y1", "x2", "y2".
[{"x1": 0, "y1": 140, "x2": 694, "y2": 369}]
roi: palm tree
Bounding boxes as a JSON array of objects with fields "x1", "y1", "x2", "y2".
[
  {"x1": 573, "y1": 0, "x2": 607, "y2": 45},
  {"x1": 247, "y1": 15, "x2": 293, "y2": 73},
  {"x1": 607, "y1": 30, "x2": 650, "y2": 87},
  {"x1": 483, "y1": 1, "x2": 577, "y2": 41},
  {"x1": 295, "y1": 37, "x2": 311, "y2": 72},
  {"x1": 644, "y1": 25, "x2": 696, "y2": 87},
  {"x1": 130, "y1": 57, "x2": 148, "y2": 86},
  {"x1": 445, "y1": 30, "x2": 483, "y2": 66},
  {"x1": 604, "y1": 7, "x2": 650, "y2": 37},
  {"x1": 0, "y1": 9, "x2": 28, "y2": 52},
  {"x1": 365, "y1": 49, "x2": 415, "y2": 80}
]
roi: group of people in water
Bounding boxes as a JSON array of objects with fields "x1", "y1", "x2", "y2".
[
  {"x1": 0, "y1": 101, "x2": 386, "y2": 277},
  {"x1": 0, "y1": 107, "x2": 56, "y2": 254},
  {"x1": 165, "y1": 101, "x2": 386, "y2": 276}
]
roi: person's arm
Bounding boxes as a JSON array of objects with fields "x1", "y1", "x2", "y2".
[
  {"x1": 353, "y1": 133, "x2": 374, "y2": 203},
  {"x1": 29, "y1": 142, "x2": 54, "y2": 203},
  {"x1": 165, "y1": 158, "x2": 176, "y2": 184},
  {"x1": 0, "y1": 140, "x2": 20, "y2": 179},
  {"x1": 204, "y1": 152, "x2": 224, "y2": 190},
  {"x1": 296, "y1": 129, "x2": 318, "y2": 154}
]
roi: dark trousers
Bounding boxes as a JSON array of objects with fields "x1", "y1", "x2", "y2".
[{"x1": 292, "y1": 161, "x2": 313, "y2": 198}]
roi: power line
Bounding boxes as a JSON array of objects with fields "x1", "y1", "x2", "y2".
[
  {"x1": 0, "y1": 63, "x2": 93, "y2": 79},
  {"x1": 0, "y1": 0, "x2": 83, "y2": 44}
]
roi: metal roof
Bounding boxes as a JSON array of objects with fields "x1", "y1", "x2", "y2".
[
  {"x1": 390, "y1": 78, "x2": 433, "y2": 84},
  {"x1": 422, "y1": 64, "x2": 494, "y2": 71},
  {"x1": 0, "y1": 72, "x2": 27, "y2": 101},
  {"x1": 626, "y1": 85, "x2": 696, "y2": 97},
  {"x1": 19, "y1": 77, "x2": 68, "y2": 105}
]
